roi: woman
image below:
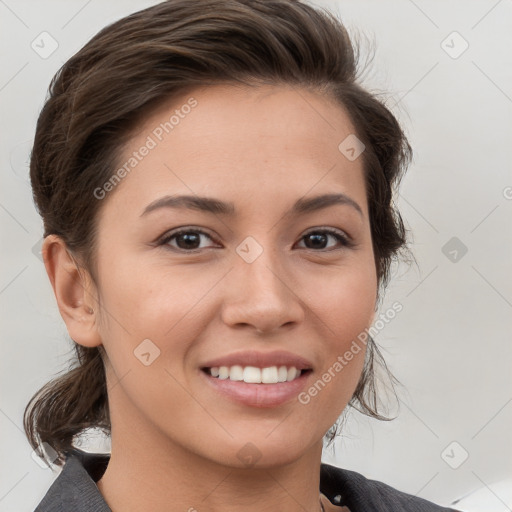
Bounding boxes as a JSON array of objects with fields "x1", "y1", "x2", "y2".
[{"x1": 24, "y1": 1, "x2": 460, "y2": 510}]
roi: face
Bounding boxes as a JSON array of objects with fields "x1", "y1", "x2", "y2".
[{"x1": 88, "y1": 84, "x2": 377, "y2": 467}]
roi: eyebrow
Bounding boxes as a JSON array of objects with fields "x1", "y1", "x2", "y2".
[{"x1": 140, "y1": 192, "x2": 363, "y2": 218}]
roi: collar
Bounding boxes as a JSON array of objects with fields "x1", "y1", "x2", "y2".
[
  {"x1": 35, "y1": 448, "x2": 348, "y2": 511},
  {"x1": 35, "y1": 447, "x2": 457, "y2": 512}
]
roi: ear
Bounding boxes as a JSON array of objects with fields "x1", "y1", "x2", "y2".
[{"x1": 42, "y1": 234, "x2": 102, "y2": 348}]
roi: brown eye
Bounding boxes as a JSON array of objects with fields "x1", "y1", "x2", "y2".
[
  {"x1": 297, "y1": 229, "x2": 352, "y2": 250},
  {"x1": 159, "y1": 229, "x2": 218, "y2": 252}
]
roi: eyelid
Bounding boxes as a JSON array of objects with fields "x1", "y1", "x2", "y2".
[
  {"x1": 297, "y1": 226, "x2": 355, "y2": 249},
  {"x1": 157, "y1": 227, "x2": 219, "y2": 250},
  {"x1": 156, "y1": 225, "x2": 355, "y2": 252}
]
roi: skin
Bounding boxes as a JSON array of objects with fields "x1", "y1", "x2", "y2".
[{"x1": 43, "y1": 83, "x2": 377, "y2": 512}]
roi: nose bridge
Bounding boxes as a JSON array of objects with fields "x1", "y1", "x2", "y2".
[
  {"x1": 221, "y1": 234, "x2": 304, "y2": 332},
  {"x1": 237, "y1": 235, "x2": 290, "y2": 301}
]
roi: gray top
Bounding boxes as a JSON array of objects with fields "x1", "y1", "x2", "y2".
[{"x1": 34, "y1": 448, "x2": 460, "y2": 511}]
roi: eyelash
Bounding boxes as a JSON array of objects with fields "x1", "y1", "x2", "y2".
[{"x1": 157, "y1": 227, "x2": 355, "y2": 253}]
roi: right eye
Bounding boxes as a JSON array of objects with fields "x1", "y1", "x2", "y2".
[{"x1": 158, "y1": 228, "x2": 220, "y2": 252}]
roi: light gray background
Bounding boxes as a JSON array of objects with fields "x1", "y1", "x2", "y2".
[{"x1": 1, "y1": 1, "x2": 511, "y2": 510}]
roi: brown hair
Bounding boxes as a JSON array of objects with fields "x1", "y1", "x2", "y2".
[{"x1": 25, "y1": 0, "x2": 412, "y2": 467}]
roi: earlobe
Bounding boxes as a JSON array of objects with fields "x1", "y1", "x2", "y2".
[{"x1": 42, "y1": 234, "x2": 102, "y2": 348}]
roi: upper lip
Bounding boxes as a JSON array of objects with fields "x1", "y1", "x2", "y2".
[{"x1": 200, "y1": 350, "x2": 313, "y2": 370}]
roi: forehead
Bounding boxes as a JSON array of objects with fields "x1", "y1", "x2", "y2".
[
  {"x1": 141, "y1": 83, "x2": 357, "y2": 153},
  {"x1": 106, "y1": 83, "x2": 367, "y2": 216}
]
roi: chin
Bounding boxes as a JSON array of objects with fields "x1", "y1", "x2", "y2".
[{"x1": 202, "y1": 429, "x2": 317, "y2": 470}]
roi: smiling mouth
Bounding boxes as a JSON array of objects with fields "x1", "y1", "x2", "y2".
[{"x1": 201, "y1": 365, "x2": 312, "y2": 384}]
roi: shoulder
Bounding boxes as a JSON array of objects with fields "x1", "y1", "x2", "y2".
[
  {"x1": 320, "y1": 463, "x2": 461, "y2": 512},
  {"x1": 34, "y1": 449, "x2": 111, "y2": 512}
]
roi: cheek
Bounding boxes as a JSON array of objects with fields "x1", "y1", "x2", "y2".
[
  {"x1": 302, "y1": 256, "x2": 376, "y2": 383},
  {"x1": 296, "y1": 265, "x2": 375, "y2": 417},
  {"x1": 95, "y1": 256, "x2": 217, "y2": 370},
  {"x1": 96, "y1": 255, "x2": 194, "y2": 326},
  {"x1": 306, "y1": 259, "x2": 377, "y2": 336}
]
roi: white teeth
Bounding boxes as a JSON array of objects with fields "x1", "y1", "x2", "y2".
[
  {"x1": 242, "y1": 366, "x2": 260, "y2": 383},
  {"x1": 207, "y1": 365, "x2": 304, "y2": 383},
  {"x1": 261, "y1": 366, "x2": 278, "y2": 383},
  {"x1": 287, "y1": 367, "x2": 297, "y2": 381},
  {"x1": 229, "y1": 365, "x2": 244, "y2": 381},
  {"x1": 218, "y1": 366, "x2": 229, "y2": 379},
  {"x1": 277, "y1": 365, "x2": 288, "y2": 382}
]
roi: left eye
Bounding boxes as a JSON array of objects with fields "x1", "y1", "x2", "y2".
[
  {"x1": 295, "y1": 229, "x2": 352, "y2": 250},
  {"x1": 159, "y1": 228, "x2": 352, "y2": 252}
]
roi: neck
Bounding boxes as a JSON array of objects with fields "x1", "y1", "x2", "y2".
[
  {"x1": 98, "y1": 440, "x2": 326, "y2": 512},
  {"x1": 96, "y1": 387, "x2": 326, "y2": 512}
]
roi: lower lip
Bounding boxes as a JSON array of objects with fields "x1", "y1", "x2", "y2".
[{"x1": 200, "y1": 369, "x2": 312, "y2": 408}]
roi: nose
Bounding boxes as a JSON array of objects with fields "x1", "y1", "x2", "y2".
[{"x1": 220, "y1": 245, "x2": 305, "y2": 335}]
